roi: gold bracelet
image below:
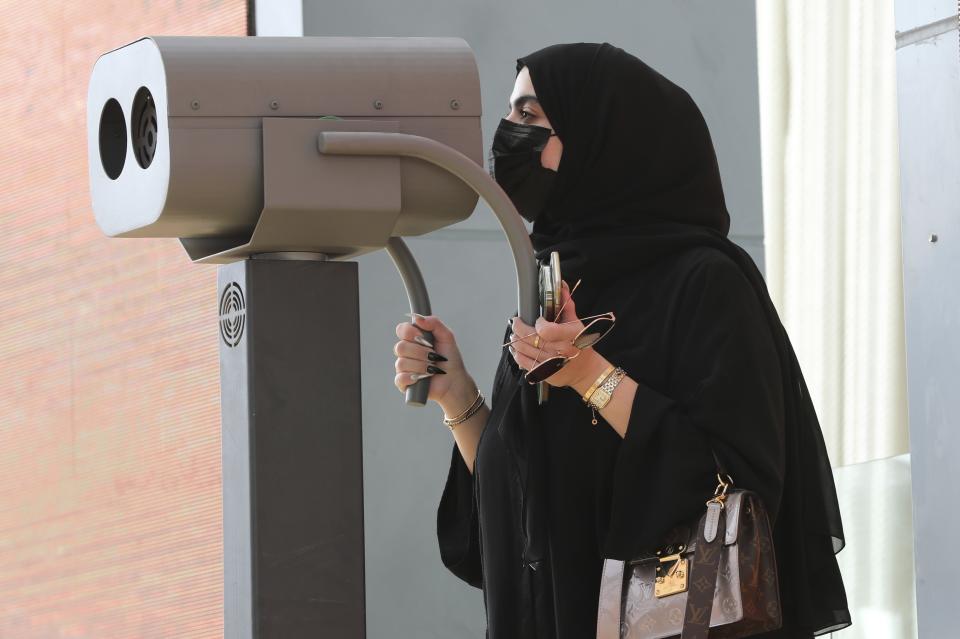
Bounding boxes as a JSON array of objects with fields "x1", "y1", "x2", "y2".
[
  {"x1": 582, "y1": 364, "x2": 615, "y2": 405},
  {"x1": 587, "y1": 367, "x2": 626, "y2": 425},
  {"x1": 445, "y1": 387, "x2": 481, "y2": 421},
  {"x1": 443, "y1": 388, "x2": 483, "y2": 426},
  {"x1": 443, "y1": 388, "x2": 484, "y2": 429},
  {"x1": 446, "y1": 396, "x2": 484, "y2": 430},
  {"x1": 591, "y1": 367, "x2": 626, "y2": 410}
]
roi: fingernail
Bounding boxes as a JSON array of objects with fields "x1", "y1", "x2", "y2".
[
  {"x1": 427, "y1": 351, "x2": 448, "y2": 362},
  {"x1": 427, "y1": 365, "x2": 447, "y2": 375},
  {"x1": 410, "y1": 372, "x2": 435, "y2": 381},
  {"x1": 413, "y1": 334, "x2": 434, "y2": 349},
  {"x1": 404, "y1": 313, "x2": 428, "y2": 331}
]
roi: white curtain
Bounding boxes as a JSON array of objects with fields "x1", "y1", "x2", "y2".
[{"x1": 756, "y1": 0, "x2": 909, "y2": 468}]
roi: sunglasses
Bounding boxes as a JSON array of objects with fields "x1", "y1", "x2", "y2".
[{"x1": 503, "y1": 279, "x2": 617, "y2": 384}]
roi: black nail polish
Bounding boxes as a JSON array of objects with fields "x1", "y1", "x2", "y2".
[
  {"x1": 427, "y1": 351, "x2": 448, "y2": 362},
  {"x1": 427, "y1": 364, "x2": 447, "y2": 375}
]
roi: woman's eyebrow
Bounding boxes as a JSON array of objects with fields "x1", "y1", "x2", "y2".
[{"x1": 508, "y1": 95, "x2": 539, "y2": 111}]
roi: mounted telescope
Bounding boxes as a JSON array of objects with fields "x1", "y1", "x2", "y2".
[{"x1": 87, "y1": 35, "x2": 563, "y2": 638}]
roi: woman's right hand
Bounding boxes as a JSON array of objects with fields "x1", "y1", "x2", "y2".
[{"x1": 394, "y1": 314, "x2": 474, "y2": 410}]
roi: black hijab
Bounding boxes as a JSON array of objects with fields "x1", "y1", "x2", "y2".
[{"x1": 487, "y1": 42, "x2": 849, "y2": 633}]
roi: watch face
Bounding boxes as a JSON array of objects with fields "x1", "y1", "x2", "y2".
[{"x1": 592, "y1": 388, "x2": 611, "y2": 408}]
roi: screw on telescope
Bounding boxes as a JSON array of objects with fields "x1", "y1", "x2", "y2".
[{"x1": 373, "y1": 99, "x2": 383, "y2": 110}]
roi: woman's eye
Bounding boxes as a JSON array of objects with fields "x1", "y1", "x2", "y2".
[{"x1": 519, "y1": 109, "x2": 533, "y2": 120}]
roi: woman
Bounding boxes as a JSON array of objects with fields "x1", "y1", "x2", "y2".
[{"x1": 393, "y1": 42, "x2": 850, "y2": 638}]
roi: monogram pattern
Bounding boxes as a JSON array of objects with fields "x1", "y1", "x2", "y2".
[{"x1": 596, "y1": 490, "x2": 782, "y2": 639}]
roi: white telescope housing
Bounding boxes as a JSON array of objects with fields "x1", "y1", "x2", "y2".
[{"x1": 86, "y1": 36, "x2": 483, "y2": 262}]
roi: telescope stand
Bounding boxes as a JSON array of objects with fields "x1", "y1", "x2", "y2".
[{"x1": 219, "y1": 254, "x2": 366, "y2": 638}]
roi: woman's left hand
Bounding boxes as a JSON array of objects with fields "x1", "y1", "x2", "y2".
[{"x1": 508, "y1": 280, "x2": 603, "y2": 388}]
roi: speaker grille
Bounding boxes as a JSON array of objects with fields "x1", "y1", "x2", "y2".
[{"x1": 219, "y1": 282, "x2": 246, "y2": 347}]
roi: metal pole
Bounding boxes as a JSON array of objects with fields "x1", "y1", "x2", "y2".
[{"x1": 220, "y1": 256, "x2": 366, "y2": 638}]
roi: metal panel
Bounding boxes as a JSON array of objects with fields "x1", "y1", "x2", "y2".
[
  {"x1": 893, "y1": 2, "x2": 960, "y2": 636},
  {"x1": 154, "y1": 35, "x2": 480, "y2": 118},
  {"x1": 221, "y1": 262, "x2": 256, "y2": 638}
]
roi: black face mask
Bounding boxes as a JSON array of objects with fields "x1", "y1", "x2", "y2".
[{"x1": 488, "y1": 118, "x2": 559, "y2": 223}]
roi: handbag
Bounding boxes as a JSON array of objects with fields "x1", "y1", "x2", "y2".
[{"x1": 596, "y1": 451, "x2": 782, "y2": 639}]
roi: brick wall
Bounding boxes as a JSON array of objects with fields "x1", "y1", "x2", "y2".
[{"x1": 0, "y1": 3, "x2": 248, "y2": 636}]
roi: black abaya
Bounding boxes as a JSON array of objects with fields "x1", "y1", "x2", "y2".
[{"x1": 437, "y1": 42, "x2": 850, "y2": 639}]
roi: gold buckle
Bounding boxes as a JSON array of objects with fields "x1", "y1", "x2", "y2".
[
  {"x1": 655, "y1": 553, "x2": 688, "y2": 597},
  {"x1": 706, "y1": 472, "x2": 734, "y2": 508},
  {"x1": 715, "y1": 472, "x2": 733, "y2": 495},
  {"x1": 654, "y1": 550, "x2": 688, "y2": 597}
]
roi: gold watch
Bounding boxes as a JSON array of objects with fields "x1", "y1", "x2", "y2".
[
  {"x1": 586, "y1": 366, "x2": 626, "y2": 425},
  {"x1": 582, "y1": 364, "x2": 615, "y2": 404}
]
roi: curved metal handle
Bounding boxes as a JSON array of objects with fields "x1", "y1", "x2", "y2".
[
  {"x1": 318, "y1": 131, "x2": 539, "y2": 323},
  {"x1": 385, "y1": 237, "x2": 433, "y2": 407},
  {"x1": 318, "y1": 131, "x2": 542, "y2": 407}
]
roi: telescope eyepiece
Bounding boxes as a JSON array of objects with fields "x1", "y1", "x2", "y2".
[
  {"x1": 98, "y1": 97, "x2": 126, "y2": 180},
  {"x1": 132, "y1": 86, "x2": 158, "y2": 170}
]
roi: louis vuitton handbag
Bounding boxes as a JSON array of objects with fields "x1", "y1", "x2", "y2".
[{"x1": 596, "y1": 453, "x2": 782, "y2": 639}]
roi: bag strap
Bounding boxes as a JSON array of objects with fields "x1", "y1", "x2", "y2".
[
  {"x1": 708, "y1": 440, "x2": 736, "y2": 485},
  {"x1": 679, "y1": 446, "x2": 732, "y2": 639},
  {"x1": 679, "y1": 499, "x2": 727, "y2": 639},
  {"x1": 595, "y1": 558, "x2": 626, "y2": 639},
  {"x1": 711, "y1": 448, "x2": 727, "y2": 477}
]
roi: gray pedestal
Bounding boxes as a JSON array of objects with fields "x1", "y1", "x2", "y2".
[{"x1": 219, "y1": 256, "x2": 365, "y2": 638}]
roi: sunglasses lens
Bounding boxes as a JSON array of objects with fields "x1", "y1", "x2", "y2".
[
  {"x1": 573, "y1": 317, "x2": 615, "y2": 349},
  {"x1": 525, "y1": 357, "x2": 567, "y2": 383}
]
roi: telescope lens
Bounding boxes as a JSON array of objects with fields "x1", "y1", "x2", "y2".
[
  {"x1": 131, "y1": 86, "x2": 158, "y2": 169},
  {"x1": 98, "y1": 98, "x2": 127, "y2": 180}
]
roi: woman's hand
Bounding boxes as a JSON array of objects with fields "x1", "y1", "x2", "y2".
[
  {"x1": 394, "y1": 314, "x2": 477, "y2": 412},
  {"x1": 508, "y1": 280, "x2": 604, "y2": 389}
]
